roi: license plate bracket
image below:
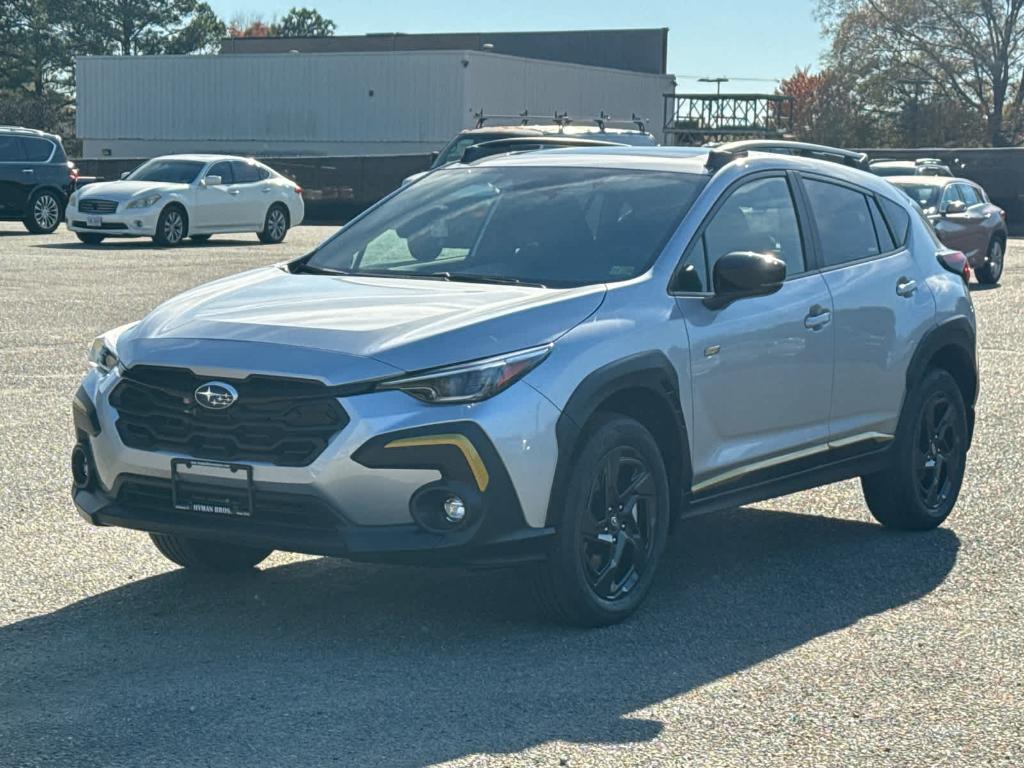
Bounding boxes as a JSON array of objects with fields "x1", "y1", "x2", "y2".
[
  {"x1": 86, "y1": 215, "x2": 102, "y2": 227},
  {"x1": 171, "y1": 459, "x2": 254, "y2": 518}
]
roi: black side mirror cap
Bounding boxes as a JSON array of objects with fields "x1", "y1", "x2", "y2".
[{"x1": 704, "y1": 251, "x2": 786, "y2": 309}]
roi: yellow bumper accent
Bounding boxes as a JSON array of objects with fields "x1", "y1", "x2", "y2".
[{"x1": 383, "y1": 434, "x2": 490, "y2": 492}]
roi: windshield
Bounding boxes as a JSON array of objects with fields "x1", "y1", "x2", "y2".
[
  {"x1": 128, "y1": 159, "x2": 206, "y2": 184},
  {"x1": 303, "y1": 166, "x2": 706, "y2": 288},
  {"x1": 894, "y1": 183, "x2": 941, "y2": 210},
  {"x1": 434, "y1": 132, "x2": 517, "y2": 167}
]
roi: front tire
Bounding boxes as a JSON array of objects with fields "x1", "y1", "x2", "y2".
[
  {"x1": 76, "y1": 233, "x2": 105, "y2": 245},
  {"x1": 153, "y1": 205, "x2": 187, "y2": 246},
  {"x1": 258, "y1": 204, "x2": 289, "y2": 244},
  {"x1": 975, "y1": 237, "x2": 1004, "y2": 285},
  {"x1": 861, "y1": 369, "x2": 968, "y2": 530},
  {"x1": 24, "y1": 189, "x2": 63, "y2": 234},
  {"x1": 149, "y1": 533, "x2": 271, "y2": 572},
  {"x1": 532, "y1": 414, "x2": 670, "y2": 626}
]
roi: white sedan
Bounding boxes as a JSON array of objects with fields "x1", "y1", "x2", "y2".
[{"x1": 66, "y1": 154, "x2": 304, "y2": 246}]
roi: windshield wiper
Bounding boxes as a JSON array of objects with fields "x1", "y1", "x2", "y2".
[
  {"x1": 290, "y1": 262, "x2": 353, "y2": 276},
  {"x1": 428, "y1": 272, "x2": 548, "y2": 288}
]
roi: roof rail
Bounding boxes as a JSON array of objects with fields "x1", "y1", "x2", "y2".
[
  {"x1": 461, "y1": 136, "x2": 626, "y2": 164},
  {"x1": 473, "y1": 110, "x2": 648, "y2": 132},
  {"x1": 706, "y1": 140, "x2": 870, "y2": 172}
]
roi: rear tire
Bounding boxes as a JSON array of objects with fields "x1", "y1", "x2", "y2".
[
  {"x1": 975, "y1": 237, "x2": 1004, "y2": 285},
  {"x1": 531, "y1": 414, "x2": 670, "y2": 626},
  {"x1": 258, "y1": 204, "x2": 289, "y2": 244},
  {"x1": 152, "y1": 205, "x2": 187, "y2": 246},
  {"x1": 76, "y1": 233, "x2": 105, "y2": 245},
  {"x1": 149, "y1": 533, "x2": 271, "y2": 572},
  {"x1": 24, "y1": 189, "x2": 63, "y2": 234},
  {"x1": 861, "y1": 369, "x2": 968, "y2": 530}
]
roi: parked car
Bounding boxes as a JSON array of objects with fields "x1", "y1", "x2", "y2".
[
  {"x1": 72, "y1": 142, "x2": 976, "y2": 626},
  {"x1": 870, "y1": 158, "x2": 953, "y2": 177},
  {"x1": 403, "y1": 114, "x2": 658, "y2": 185},
  {"x1": 66, "y1": 154, "x2": 304, "y2": 246},
  {"x1": 890, "y1": 176, "x2": 1007, "y2": 284},
  {"x1": 0, "y1": 126, "x2": 78, "y2": 234}
]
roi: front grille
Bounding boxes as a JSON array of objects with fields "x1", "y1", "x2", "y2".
[
  {"x1": 116, "y1": 477, "x2": 342, "y2": 534},
  {"x1": 109, "y1": 366, "x2": 349, "y2": 466},
  {"x1": 78, "y1": 199, "x2": 119, "y2": 214}
]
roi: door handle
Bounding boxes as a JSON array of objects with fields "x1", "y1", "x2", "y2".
[
  {"x1": 228, "y1": 189, "x2": 240, "y2": 196},
  {"x1": 804, "y1": 304, "x2": 831, "y2": 330},
  {"x1": 896, "y1": 278, "x2": 917, "y2": 297},
  {"x1": 21, "y1": 168, "x2": 34, "y2": 174},
  {"x1": 261, "y1": 187, "x2": 271, "y2": 193}
]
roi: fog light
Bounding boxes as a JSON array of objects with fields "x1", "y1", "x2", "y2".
[
  {"x1": 443, "y1": 496, "x2": 466, "y2": 523},
  {"x1": 71, "y1": 444, "x2": 93, "y2": 490}
]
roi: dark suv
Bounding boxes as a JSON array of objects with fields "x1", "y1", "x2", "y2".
[{"x1": 0, "y1": 126, "x2": 77, "y2": 233}]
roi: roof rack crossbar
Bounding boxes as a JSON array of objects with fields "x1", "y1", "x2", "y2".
[
  {"x1": 473, "y1": 110, "x2": 648, "y2": 132},
  {"x1": 705, "y1": 140, "x2": 870, "y2": 172}
]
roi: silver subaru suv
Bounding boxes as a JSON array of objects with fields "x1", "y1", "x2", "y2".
[{"x1": 71, "y1": 142, "x2": 977, "y2": 626}]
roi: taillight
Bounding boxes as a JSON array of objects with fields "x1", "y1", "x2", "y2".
[
  {"x1": 999, "y1": 208, "x2": 1006, "y2": 220},
  {"x1": 937, "y1": 250, "x2": 970, "y2": 283},
  {"x1": 294, "y1": 186, "x2": 303, "y2": 195}
]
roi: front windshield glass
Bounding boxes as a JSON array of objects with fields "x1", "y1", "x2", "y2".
[
  {"x1": 303, "y1": 166, "x2": 706, "y2": 288},
  {"x1": 894, "y1": 183, "x2": 941, "y2": 210},
  {"x1": 128, "y1": 159, "x2": 206, "y2": 184}
]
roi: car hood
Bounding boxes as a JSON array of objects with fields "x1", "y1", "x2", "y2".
[
  {"x1": 120, "y1": 267, "x2": 606, "y2": 385},
  {"x1": 78, "y1": 180, "x2": 188, "y2": 200}
]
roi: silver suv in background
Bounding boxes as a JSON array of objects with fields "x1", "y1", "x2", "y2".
[{"x1": 72, "y1": 142, "x2": 977, "y2": 626}]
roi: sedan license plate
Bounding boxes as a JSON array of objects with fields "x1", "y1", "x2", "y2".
[
  {"x1": 86, "y1": 215, "x2": 102, "y2": 227},
  {"x1": 171, "y1": 459, "x2": 254, "y2": 518}
]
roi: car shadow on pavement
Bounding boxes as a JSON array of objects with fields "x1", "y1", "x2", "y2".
[
  {"x1": 32, "y1": 239, "x2": 261, "y2": 251},
  {"x1": 0, "y1": 507, "x2": 958, "y2": 768}
]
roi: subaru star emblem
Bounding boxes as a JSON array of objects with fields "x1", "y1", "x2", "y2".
[{"x1": 194, "y1": 381, "x2": 238, "y2": 410}]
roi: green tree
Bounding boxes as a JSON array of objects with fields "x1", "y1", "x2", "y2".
[
  {"x1": 272, "y1": 7, "x2": 336, "y2": 37},
  {"x1": 82, "y1": 0, "x2": 225, "y2": 56}
]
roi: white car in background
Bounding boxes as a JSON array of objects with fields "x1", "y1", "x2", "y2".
[{"x1": 66, "y1": 154, "x2": 304, "y2": 246}]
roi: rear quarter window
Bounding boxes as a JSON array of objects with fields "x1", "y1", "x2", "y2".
[{"x1": 878, "y1": 197, "x2": 911, "y2": 247}]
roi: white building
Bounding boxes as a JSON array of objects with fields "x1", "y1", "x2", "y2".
[{"x1": 75, "y1": 50, "x2": 675, "y2": 158}]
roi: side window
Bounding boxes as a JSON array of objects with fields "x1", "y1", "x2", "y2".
[
  {"x1": 868, "y1": 198, "x2": 895, "y2": 252},
  {"x1": 940, "y1": 184, "x2": 962, "y2": 208},
  {"x1": 231, "y1": 161, "x2": 260, "y2": 184},
  {"x1": 959, "y1": 184, "x2": 982, "y2": 206},
  {"x1": 703, "y1": 176, "x2": 805, "y2": 277},
  {"x1": 878, "y1": 197, "x2": 910, "y2": 247},
  {"x1": 208, "y1": 161, "x2": 233, "y2": 184},
  {"x1": 801, "y1": 178, "x2": 881, "y2": 266},
  {"x1": 21, "y1": 138, "x2": 54, "y2": 162},
  {"x1": 0, "y1": 135, "x2": 24, "y2": 161}
]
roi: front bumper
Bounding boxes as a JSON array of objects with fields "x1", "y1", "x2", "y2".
[
  {"x1": 66, "y1": 204, "x2": 159, "y2": 237},
  {"x1": 72, "y1": 366, "x2": 561, "y2": 565}
]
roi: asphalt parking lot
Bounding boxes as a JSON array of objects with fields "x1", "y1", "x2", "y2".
[{"x1": 1, "y1": 221, "x2": 1021, "y2": 768}]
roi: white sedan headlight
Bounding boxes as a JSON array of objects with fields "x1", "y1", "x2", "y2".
[
  {"x1": 377, "y1": 345, "x2": 551, "y2": 404},
  {"x1": 68, "y1": 191, "x2": 79, "y2": 207},
  {"x1": 126, "y1": 194, "x2": 162, "y2": 209},
  {"x1": 88, "y1": 322, "x2": 139, "y2": 374}
]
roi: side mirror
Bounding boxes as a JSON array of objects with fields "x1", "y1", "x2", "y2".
[
  {"x1": 430, "y1": 150, "x2": 440, "y2": 162},
  {"x1": 942, "y1": 199, "x2": 967, "y2": 216},
  {"x1": 203, "y1": 174, "x2": 222, "y2": 187},
  {"x1": 120, "y1": 171, "x2": 130, "y2": 180},
  {"x1": 705, "y1": 251, "x2": 786, "y2": 309}
]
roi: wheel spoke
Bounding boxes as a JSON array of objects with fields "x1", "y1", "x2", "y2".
[{"x1": 592, "y1": 532, "x2": 627, "y2": 596}]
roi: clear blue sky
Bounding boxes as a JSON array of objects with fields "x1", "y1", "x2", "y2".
[{"x1": 207, "y1": 0, "x2": 825, "y2": 91}]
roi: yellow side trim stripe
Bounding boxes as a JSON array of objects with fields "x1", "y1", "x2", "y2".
[{"x1": 383, "y1": 434, "x2": 490, "y2": 492}]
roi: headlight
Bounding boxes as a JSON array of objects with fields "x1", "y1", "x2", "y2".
[
  {"x1": 378, "y1": 345, "x2": 551, "y2": 404},
  {"x1": 87, "y1": 322, "x2": 138, "y2": 374},
  {"x1": 126, "y1": 194, "x2": 161, "y2": 209},
  {"x1": 68, "y1": 191, "x2": 79, "y2": 206}
]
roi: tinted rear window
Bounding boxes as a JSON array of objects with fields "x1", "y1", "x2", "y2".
[
  {"x1": 21, "y1": 138, "x2": 54, "y2": 162},
  {"x1": 0, "y1": 135, "x2": 23, "y2": 161},
  {"x1": 802, "y1": 178, "x2": 882, "y2": 266}
]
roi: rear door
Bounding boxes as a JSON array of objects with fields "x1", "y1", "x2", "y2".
[
  {"x1": 228, "y1": 160, "x2": 266, "y2": 228},
  {"x1": 676, "y1": 173, "x2": 835, "y2": 493},
  {"x1": 800, "y1": 176, "x2": 935, "y2": 442},
  {"x1": 0, "y1": 134, "x2": 27, "y2": 216}
]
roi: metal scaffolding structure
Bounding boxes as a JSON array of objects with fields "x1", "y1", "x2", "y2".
[{"x1": 663, "y1": 93, "x2": 795, "y2": 145}]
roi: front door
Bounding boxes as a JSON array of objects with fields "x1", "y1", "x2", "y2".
[
  {"x1": 676, "y1": 174, "x2": 835, "y2": 493},
  {"x1": 194, "y1": 160, "x2": 238, "y2": 229}
]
